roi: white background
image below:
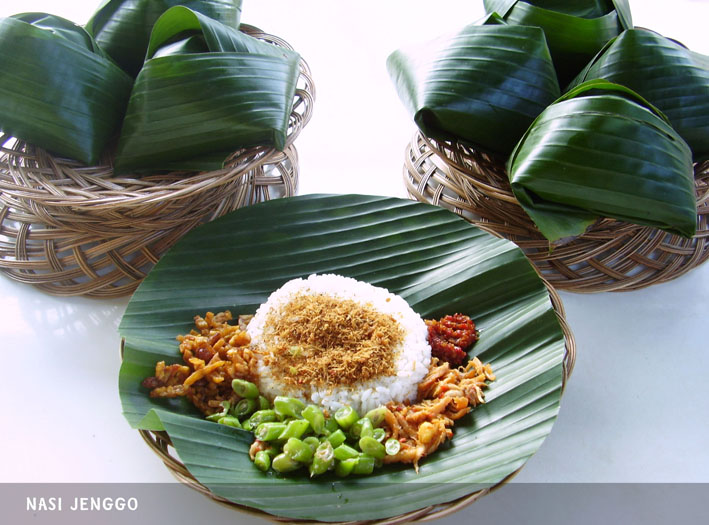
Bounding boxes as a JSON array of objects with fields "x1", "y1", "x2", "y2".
[{"x1": 1, "y1": 1, "x2": 708, "y2": 524}]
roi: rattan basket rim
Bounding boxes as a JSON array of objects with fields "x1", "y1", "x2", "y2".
[
  {"x1": 405, "y1": 130, "x2": 709, "y2": 293},
  {"x1": 124, "y1": 281, "x2": 575, "y2": 525}
]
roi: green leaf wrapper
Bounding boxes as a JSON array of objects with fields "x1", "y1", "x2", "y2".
[
  {"x1": 113, "y1": 6, "x2": 300, "y2": 173},
  {"x1": 508, "y1": 80, "x2": 697, "y2": 243},
  {"x1": 569, "y1": 28, "x2": 709, "y2": 161},
  {"x1": 119, "y1": 194, "x2": 567, "y2": 522},
  {"x1": 0, "y1": 13, "x2": 133, "y2": 165},
  {"x1": 483, "y1": 0, "x2": 632, "y2": 86},
  {"x1": 85, "y1": 0, "x2": 242, "y2": 76},
  {"x1": 387, "y1": 20, "x2": 560, "y2": 156}
]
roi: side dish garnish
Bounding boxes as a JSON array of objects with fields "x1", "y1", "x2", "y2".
[
  {"x1": 142, "y1": 311, "x2": 257, "y2": 416},
  {"x1": 425, "y1": 314, "x2": 478, "y2": 366},
  {"x1": 141, "y1": 274, "x2": 495, "y2": 476},
  {"x1": 384, "y1": 356, "x2": 494, "y2": 470},
  {"x1": 143, "y1": 311, "x2": 493, "y2": 474}
]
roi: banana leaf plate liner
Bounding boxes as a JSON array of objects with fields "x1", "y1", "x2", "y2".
[
  {"x1": 118, "y1": 194, "x2": 576, "y2": 524},
  {"x1": 128, "y1": 280, "x2": 574, "y2": 525},
  {"x1": 404, "y1": 131, "x2": 709, "y2": 293},
  {"x1": 0, "y1": 25, "x2": 314, "y2": 298}
]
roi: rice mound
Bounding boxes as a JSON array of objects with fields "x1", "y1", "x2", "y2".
[{"x1": 247, "y1": 274, "x2": 431, "y2": 414}]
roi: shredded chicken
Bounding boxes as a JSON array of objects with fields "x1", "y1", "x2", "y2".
[
  {"x1": 141, "y1": 311, "x2": 258, "y2": 415},
  {"x1": 261, "y1": 293, "x2": 404, "y2": 387},
  {"x1": 381, "y1": 357, "x2": 495, "y2": 471}
]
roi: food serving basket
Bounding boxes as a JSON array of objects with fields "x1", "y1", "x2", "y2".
[
  {"x1": 404, "y1": 130, "x2": 709, "y2": 293},
  {"x1": 0, "y1": 25, "x2": 314, "y2": 298},
  {"x1": 127, "y1": 281, "x2": 575, "y2": 524}
]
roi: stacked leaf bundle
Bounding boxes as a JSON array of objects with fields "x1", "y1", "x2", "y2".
[
  {"x1": 0, "y1": 0, "x2": 301, "y2": 173},
  {"x1": 389, "y1": 0, "x2": 708, "y2": 244}
]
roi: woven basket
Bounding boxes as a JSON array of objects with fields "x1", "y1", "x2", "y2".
[
  {"x1": 0, "y1": 25, "x2": 314, "y2": 298},
  {"x1": 404, "y1": 130, "x2": 709, "y2": 293},
  {"x1": 130, "y1": 282, "x2": 575, "y2": 524}
]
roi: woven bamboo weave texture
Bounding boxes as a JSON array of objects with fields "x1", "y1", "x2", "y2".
[
  {"x1": 0, "y1": 26, "x2": 314, "y2": 297},
  {"x1": 404, "y1": 130, "x2": 709, "y2": 293}
]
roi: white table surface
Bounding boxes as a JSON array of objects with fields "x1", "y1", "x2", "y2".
[{"x1": 1, "y1": 1, "x2": 708, "y2": 524}]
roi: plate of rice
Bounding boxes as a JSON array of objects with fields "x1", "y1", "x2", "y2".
[{"x1": 118, "y1": 194, "x2": 573, "y2": 523}]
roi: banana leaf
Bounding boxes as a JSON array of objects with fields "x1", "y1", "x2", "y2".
[
  {"x1": 85, "y1": 0, "x2": 242, "y2": 77},
  {"x1": 0, "y1": 13, "x2": 133, "y2": 165},
  {"x1": 508, "y1": 80, "x2": 696, "y2": 243},
  {"x1": 118, "y1": 194, "x2": 568, "y2": 522},
  {"x1": 144, "y1": 5, "x2": 293, "y2": 60},
  {"x1": 483, "y1": 0, "x2": 632, "y2": 86},
  {"x1": 387, "y1": 20, "x2": 560, "y2": 156},
  {"x1": 113, "y1": 7, "x2": 300, "y2": 173},
  {"x1": 569, "y1": 28, "x2": 709, "y2": 162}
]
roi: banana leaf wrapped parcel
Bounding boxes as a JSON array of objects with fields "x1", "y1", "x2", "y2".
[
  {"x1": 86, "y1": 0, "x2": 243, "y2": 76},
  {"x1": 0, "y1": 13, "x2": 133, "y2": 165},
  {"x1": 483, "y1": 0, "x2": 632, "y2": 86},
  {"x1": 569, "y1": 28, "x2": 709, "y2": 162},
  {"x1": 387, "y1": 17, "x2": 560, "y2": 156},
  {"x1": 508, "y1": 80, "x2": 697, "y2": 243},
  {"x1": 113, "y1": 6, "x2": 300, "y2": 173}
]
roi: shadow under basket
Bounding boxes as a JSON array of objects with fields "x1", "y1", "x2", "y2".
[
  {"x1": 404, "y1": 130, "x2": 709, "y2": 293},
  {"x1": 0, "y1": 25, "x2": 314, "y2": 298},
  {"x1": 129, "y1": 282, "x2": 575, "y2": 525}
]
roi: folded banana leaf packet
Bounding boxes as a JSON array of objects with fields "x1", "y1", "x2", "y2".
[
  {"x1": 483, "y1": 0, "x2": 632, "y2": 86},
  {"x1": 86, "y1": 0, "x2": 243, "y2": 77},
  {"x1": 0, "y1": 13, "x2": 133, "y2": 165},
  {"x1": 508, "y1": 80, "x2": 697, "y2": 243},
  {"x1": 113, "y1": 6, "x2": 300, "y2": 173},
  {"x1": 570, "y1": 28, "x2": 709, "y2": 162},
  {"x1": 387, "y1": 18, "x2": 560, "y2": 156}
]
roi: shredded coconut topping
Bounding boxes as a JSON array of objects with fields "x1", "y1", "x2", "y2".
[{"x1": 260, "y1": 293, "x2": 404, "y2": 388}]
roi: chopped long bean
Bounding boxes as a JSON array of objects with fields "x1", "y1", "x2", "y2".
[
  {"x1": 283, "y1": 437, "x2": 314, "y2": 463},
  {"x1": 333, "y1": 444, "x2": 359, "y2": 461},
  {"x1": 274, "y1": 396, "x2": 305, "y2": 419},
  {"x1": 335, "y1": 458, "x2": 358, "y2": 477},
  {"x1": 334, "y1": 406, "x2": 359, "y2": 429},
  {"x1": 353, "y1": 453, "x2": 375, "y2": 475},
  {"x1": 217, "y1": 415, "x2": 242, "y2": 429},
  {"x1": 258, "y1": 395, "x2": 271, "y2": 410},
  {"x1": 372, "y1": 427, "x2": 386, "y2": 442},
  {"x1": 351, "y1": 417, "x2": 374, "y2": 438},
  {"x1": 234, "y1": 398, "x2": 257, "y2": 417},
  {"x1": 248, "y1": 409, "x2": 278, "y2": 427},
  {"x1": 364, "y1": 406, "x2": 387, "y2": 427},
  {"x1": 231, "y1": 379, "x2": 260, "y2": 399},
  {"x1": 309, "y1": 441, "x2": 334, "y2": 477},
  {"x1": 385, "y1": 438, "x2": 401, "y2": 455},
  {"x1": 254, "y1": 422, "x2": 287, "y2": 441},
  {"x1": 279, "y1": 419, "x2": 311, "y2": 440},
  {"x1": 359, "y1": 436, "x2": 386, "y2": 459},
  {"x1": 325, "y1": 429, "x2": 347, "y2": 448},
  {"x1": 253, "y1": 450, "x2": 271, "y2": 472},
  {"x1": 323, "y1": 417, "x2": 339, "y2": 435},
  {"x1": 271, "y1": 452, "x2": 301, "y2": 473},
  {"x1": 301, "y1": 405, "x2": 325, "y2": 434},
  {"x1": 213, "y1": 380, "x2": 404, "y2": 478},
  {"x1": 303, "y1": 436, "x2": 320, "y2": 453}
]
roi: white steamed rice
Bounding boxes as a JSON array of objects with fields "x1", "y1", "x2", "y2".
[{"x1": 247, "y1": 273, "x2": 431, "y2": 414}]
